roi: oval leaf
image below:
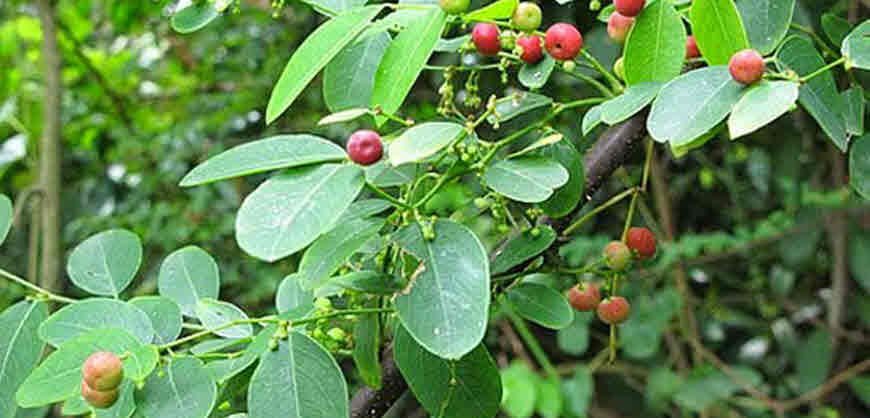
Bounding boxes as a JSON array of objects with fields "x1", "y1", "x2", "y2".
[
  {"x1": 205, "y1": 325, "x2": 275, "y2": 385},
  {"x1": 736, "y1": 0, "x2": 795, "y2": 55},
  {"x1": 317, "y1": 108, "x2": 369, "y2": 125},
  {"x1": 276, "y1": 274, "x2": 314, "y2": 315},
  {"x1": 0, "y1": 301, "x2": 48, "y2": 418},
  {"x1": 236, "y1": 163, "x2": 365, "y2": 262},
  {"x1": 691, "y1": 0, "x2": 751, "y2": 65},
  {"x1": 624, "y1": 0, "x2": 686, "y2": 85},
  {"x1": 483, "y1": 157, "x2": 569, "y2": 203},
  {"x1": 67, "y1": 229, "x2": 142, "y2": 297},
  {"x1": 519, "y1": 55, "x2": 556, "y2": 90},
  {"x1": 38, "y1": 299, "x2": 154, "y2": 347},
  {"x1": 600, "y1": 82, "x2": 663, "y2": 125},
  {"x1": 136, "y1": 357, "x2": 216, "y2": 418},
  {"x1": 389, "y1": 122, "x2": 465, "y2": 166},
  {"x1": 536, "y1": 139, "x2": 584, "y2": 218},
  {"x1": 158, "y1": 246, "x2": 220, "y2": 317},
  {"x1": 648, "y1": 66, "x2": 745, "y2": 146},
  {"x1": 324, "y1": 32, "x2": 391, "y2": 112},
  {"x1": 266, "y1": 6, "x2": 383, "y2": 124},
  {"x1": 248, "y1": 332, "x2": 348, "y2": 418},
  {"x1": 123, "y1": 345, "x2": 159, "y2": 382},
  {"x1": 0, "y1": 194, "x2": 11, "y2": 246},
  {"x1": 180, "y1": 135, "x2": 347, "y2": 187},
  {"x1": 492, "y1": 226, "x2": 557, "y2": 275},
  {"x1": 298, "y1": 217, "x2": 384, "y2": 289},
  {"x1": 582, "y1": 105, "x2": 603, "y2": 136},
  {"x1": 843, "y1": 85, "x2": 865, "y2": 136},
  {"x1": 464, "y1": 0, "x2": 518, "y2": 20},
  {"x1": 171, "y1": 3, "x2": 219, "y2": 34},
  {"x1": 728, "y1": 80, "x2": 799, "y2": 139},
  {"x1": 195, "y1": 298, "x2": 253, "y2": 339},
  {"x1": 488, "y1": 92, "x2": 553, "y2": 124},
  {"x1": 843, "y1": 21, "x2": 870, "y2": 70},
  {"x1": 370, "y1": 8, "x2": 447, "y2": 125},
  {"x1": 129, "y1": 296, "x2": 183, "y2": 345},
  {"x1": 394, "y1": 220, "x2": 489, "y2": 359},
  {"x1": 850, "y1": 133, "x2": 870, "y2": 200},
  {"x1": 506, "y1": 283, "x2": 574, "y2": 329}
]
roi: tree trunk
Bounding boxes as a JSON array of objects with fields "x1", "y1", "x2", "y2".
[{"x1": 36, "y1": 0, "x2": 62, "y2": 294}]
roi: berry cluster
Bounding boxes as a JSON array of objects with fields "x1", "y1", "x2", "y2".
[
  {"x1": 567, "y1": 227, "x2": 657, "y2": 325},
  {"x1": 81, "y1": 351, "x2": 124, "y2": 409}
]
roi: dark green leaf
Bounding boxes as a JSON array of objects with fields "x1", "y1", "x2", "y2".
[
  {"x1": 352, "y1": 313, "x2": 381, "y2": 388},
  {"x1": 620, "y1": 288, "x2": 682, "y2": 359},
  {"x1": 821, "y1": 13, "x2": 851, "y2": 46},
  {"x1": 488, "y1": 92, "x2": 552, "y2": 124},
  {"x1": 600, "y1": 82, "x2": 663, "y2": 125},
  {"x1": 276, "y1": 274, "x2": 314, "y2": 315},
  {"x1": 171, "y1": 3, "x2": 219, "y2": 34},
  {"x1": 483, "y1": 157, "x2": 569, "y2": 203},
  {"x1": 195, "y1": 298, "x2": 253, "y2": 339},
  {"x1": 561, "y1": 366, "x2": 593, "y2": 417},
  {"x1": 324, "y1": 32, "x2": 391, "y2": 112},
  {"x1": 205, "y1": 325, "x2": 275, "y2": 384},
  {"x1": 0, "y1": 301, "x2": 47, "y2": 418},
  {"x1": 796, "y1": 329, "x2": 832, "y2": 393},
  {"x1": 332, "y1": 271, "x2": 405, "y2": 294},
  {"x1": 674, "y1": 366, "x2": 762, "y2": 412},
  {"x1": 506, "y1": 283, "x2": 574, "y2": 329},
  {"x1": 492, "y1": 227, "x2": 557, "y2": 274},
  {"x1": 536, "y1": 139, "x2": 584, "y2": 218},
  {"x1": 299, "y1": 217, "x2": 384, "y2": 289},
  {"x1": 557, "y1": 311, "x2": 593, "y2": 356},
  {"x1": 844, "y1": 85, "x2": 865, "y2": 136},
  {"x1": 582, "y1": 105, "x2": 603, "y2": 136},
  {"x1": 850, "y1": 134, "x2": 870, "y2": 200},
  {"x1": 519, "y1": 55, "x2": 556, "y2": 90},
  {"x1": 735, "y1": 0, "x2": 793, "y2": 55},
  {"x1": 843, "y1": 21, "x2": 870, "y2": 70}
]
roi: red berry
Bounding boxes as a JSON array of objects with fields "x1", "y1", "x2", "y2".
[
  {"x1": 81, "y1": 379, "x2": 120, "y2": 409},
  {"x1": 626, "y1": 227, "x2": 656, "y2": 259},
  {"x1": 82, "y1": 351, "x2": 123, "y2": 392},
  {"x1": 729, "y1": 49, "x2": 765, "y2": 85},
  {"x1": 516, "y1": 35, "x2": 543, "y2": 64},
  {"x1": 512, "y1": 2, "x2": 542, "y2": 32},
  {"x1": 472, "y1": 23, "x2": 501, "y2": 56},
  {"x1": 346, "y1": 130, "x2": 383, "y2": 166},
  {"x1": 607, "y1": 12, "x2": 634, "y2": 43},
  {"x1": 567, "y1": 283, "x2": 601, "y2": 311},
  {"x1": 597, "y1": 296, "x2": 631, "y2": 325},
  {"x1": 614, "y1": 0, "x2": 645, "y2": 17},
  {"x1": 685, "y1": 35, "x2": 700, "y2": 58},
  {"x1": 603, "y1": 241, "x2": 632, "y2": 271},
  {"x1": 544, "y1": 23, "x2": 583, "y2": 61}
]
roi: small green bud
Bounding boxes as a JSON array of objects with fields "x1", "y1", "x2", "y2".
[{"x1": 327, "y1": 328, "x2": 347, "y2": 341}]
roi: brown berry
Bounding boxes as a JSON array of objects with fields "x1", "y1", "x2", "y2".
[
  {"x1": 567, "y1": 283, "x2": 601, "y2": 311},
  {"x1": 81, "y1": 379, "x2": 120, "y2": 409},
  {"x1": 597, "y1": 296, "x2": 631, "y2": 324}
]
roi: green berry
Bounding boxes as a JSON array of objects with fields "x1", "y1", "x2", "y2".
[
  {"x1": 512, "y1": 2, "x2": 542, "y2": 32},
  {"x1": 603, "y1": 241, "x2": 631, "y2": 271},
  {"x1": 439, "y1": 0, "x2": 470, "y2": 14}
]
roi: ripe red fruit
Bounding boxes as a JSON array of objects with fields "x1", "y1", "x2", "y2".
[
  {"x1": 516, "y1": 35, "x2": 543, "y2": 64},
  {"x1": 512, "y1": 2, "x2": 542, "y2": 32},
  {"x1": 439, "y1": 0, "x2": 470, "y2": 14},
  {"x1": 544, "y1": 23, "x2": 583, "y2": 61},
  {"x1": 614, "y1": 0, "x2": 645, "y2": 17},
  {"x1": 685, "y1": 35, "x2": 700, "y2": 58},
  {"x1": 597, "y1": 296, "x2": 631, "y2": 324},
  {"x1": 472, "y1": 23, "x2": 501, "y2": 56},
  {"x1": 81, "y1": 379, "x2": 120, "y2": 409},
  {"x1": 603, "y1": 241, "x2": 631, "y2": 271},
  {"x1": 346, "y1": 130, "x2": 383, "y2": 166},
  {"x1": 729, "y1": 49, "x2": 765, "y2": 85},
  {"x1": 567, "y1": 283, "x2": 601, "y2": 311},
  {"x1": 607, "y1": 11, "x2": 634, "y2": 43},
  {"x1": 626, "y1": 227, "x2": 656, "y2": 259},
  {"x1": 82, "y1": 351, "x2": 123, "y2": 391}
]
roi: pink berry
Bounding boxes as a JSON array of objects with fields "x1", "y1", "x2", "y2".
[
  {"x1": 516, "y1": 35, "x2": 543, "y2": 64},
  {"x1": 346, "y1": 130, "x2": 383, "y2": 166},
  {"x1": 607, "y1": 12, "x2": 634, "y2": 43},
  {"x1": 472, "y1": 23, "x2": 501, "y2": 56},
  {"x1": 614, "y1": 0, "x2": 645, "y2": 17},
  {"x1": 729, "y1": 49, "x2": 765, "y2": 85},
  {"x1": 544, "y1": 23, "x2": 583, "y2": 61},
  {"x1": 82, "y1": 351, "x2": 123, "y2": 391}
]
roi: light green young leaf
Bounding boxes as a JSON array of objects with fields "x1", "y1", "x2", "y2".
[
  {"x1": 691, "y1": 0, "x2": 750, "y2": 66},
  {"x1": 0, "y1": 194, "x2": 11, "y2": 246},
  {"x1": 464, "y1": 0, "x2": 518, "y2": 21},
  {"x1": 67, "y1": 229, "x2": 142, "y2": 297},
  {"x1": 728, "y1": 81, "x2": 799, "y2": 139},
  {"x1": 582, "y1": 105, "x2": 603, "y2": 136},
  {"x1": 624, "y1": 0, "x2": 685, "y2": 85},
  {"x1": 123, "y1": 345, "x2": 159, "y2": 382},
  {"x1": 389, "y1": 122, "x2": 464, "y2": 166},
  {"x1": 317, "y1": 108, "x2": 370, "y2": 125},
  {"x1": 276, "y1": 274, "x2": 314, "y2": 315},
  {"x1": 600, "y1": 82, "x2": 663, "y2": 125}
]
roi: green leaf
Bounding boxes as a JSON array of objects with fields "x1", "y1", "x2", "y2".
[
  {"x1": 506, "y1": 284, "x2": 574, "y2": 329},
  {"x1": 338, "y1": 199, "x2": 392, "y2": 222},
  {"x1": 389, "y1": 122, "x2": 464, "y2": 166},
  {"x1": 394, "y1": 220, "x2": 489, "y2": 359},
  {"x1": 180, "y1": 135, "x2": 347, "y2": 187},
  {"x1": 352, "y1": 313, "x2": 381, "y2": 388},
  {"x1": 519, "y1": 54, "x2": 556, "y2": 90},
  {"x1": 332, "y1": 271, "x2": 404, "y2": 294},
  {"x1": 821, "y1": 13, "x2": 851, "y2": 46},
  {"x1": 624, "y1": 0, "x2": 685, "y2": 85},
  {"x1": 735, "y1": 0, "x2": 794, "y2": 55},
  {"x1": 317, "y1": 108, "x2": 370, "y2": 125},
  {"x1": 850, "y1": 134, "x2": 870, "y2": 200},
  {"x1": 236, "y1": 163, "x2": 365, "y2": 262},
  {"x1": 298, "y1": 217, "x2": 384, "y2": 289},
  {"x1": 500, "y1": 362, "x2": 538, "y2": 418},
  {"x1": 600, "y1": 82, "x2": 663, "y2": 125},
  {"x1": 728, "y1": 80, "x2": 799, "y2": 139},
  {"x1": 248, "y1": 332, "x2": 348, "y2": 418},
  {"x1": 370, "y1": 8, "x2": 447, "y2": 125},
  {"x1": 536, "y1": 139, "x2": 584, "y2": 218},
  {"x1": 171, "y1": 3, "x2": 219, "y2": 34},
  {"x1": 843, "y1": 21, "x2": 870, "y2": 70},
  {"x1": 195, "y1": 298, "x2": 253, "y2": 339},
  {"x1": 648, "y1": 66, "x2": 745, "y2": 146},
  {"x1": 620, "y1": 288, "x2": 682, "y2": 359},
  {"x1": 796, "y1": 329, "x2": 832, "y2": 393},
  {"x1": 0, "y1": 301, "x2": 47, "y2": 418},
  {"x1": 557, "y1": 312, "x2": 592, "y2": 358},
  {"x1": 365, "y1": 158, "x2": 419, "y2": 187},
  {"x1": 93, "y1": 380, "x2": 135, "y2": 418},
  {"x1": 38, "y1": 298, "x2": 154, "y2": 347},
  {"x1": 394, "y1": 325, "x2": 501, "y2": 418},
  {"x1": 483, "y1": 157, "x2": 569, "y2": 203},
  {"x1": 674, "y1": 366, "x2": 761, "y2": 412},
  {"x1": 561, "y1": 366, "x2": 594, "y2": 417},
  {"x1": 61, "y1": 395, "x2": 89, "y2": 416},
  {"x1": 67, "y1": 229, "x2": 142, "y2": 297},
  {"x1": 691, "y1": 0, "x2": 750, "y2": 66},
  {"x1": 669, "y1": 123, "x2": 724, "y2": 158},
  {"x1": 205, "y1": 325, "x2": 275, "y2": 384},
  {"x1": 849, "y1": 376, "x2": 870, "y2": 407},
  {"x1": 189, "y1": 338, "x2": 247, "y2": 356},
  {"x1": 16, "y1": 329, "x2": 141, "y2": 408},
  {"x1": 778, "y1": 36, "x2": 849, "y2": 151},
  {"x1": 129, "y1": 296, "x2": 183, "y2": 345},
  {"x1": 136, "y1": 357, "x2": 216, "y2": 418},
  {"x1": 324, "y1": 32, "x2": 391, "y2": 112},
  {"x1": 464, "y1": 0, "x2": 517, "y2": 20},
  {"x1": 492, "y1": 226, "x2": 557, "y2": 274},
  {"x1": 157, "y1": 246, "x2": 220, "y2": 317},
  {"x1": 488, "y1": 92, "x2": 553, "y2": 124},
  {"x1": 436, "y1": 35, "x2": 471, "y2": 52},
  {"x1": 645, "y1": 368, "x2": 684, "y2": 412},
  {"x1": 851, "y1": 232, "x2": 870, "y2": 292},
  {"x1": 266, "y1": 6, "x2": 383, "y2": 124},
  {"x1": 535, "y1": 378, "x2": 563, "y2": 418},
  {"x1": 123, "y1": 345, "x2": 159, "y2": 382},
  {"x1": 304, "y1": 0, "x2": 367, "y2": 16},
  {"x1": 582, "y1": 105, "x2": 603, "y2": 136},
  {"x1": 0, "y1": 194, "x2": 11, "y2": 246},
  {"x1": 844, "y1": 85, "x2": 865, "y2": 136},
  {"x1": 276, "y1": 274, "x2": 314, "y2": 315}
]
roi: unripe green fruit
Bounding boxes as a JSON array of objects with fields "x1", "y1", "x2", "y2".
[
  {"x1": 327, "y1": 327, "x2": 347, "y2": 341},
  {"x1": 512, "y1": 2, "x2": 542, "y2": 32},
  {"x1": 82, "y1": 351, "x2": 123, "y2": 391},
  {"x1": 597, "y1": 296, "x2": 631, "y2": 324},
  {"x1": 439, "y1": 0, "x2": 470, "y2": 14},
  {"x1": 603, "y1": 240, "x2": 631, "y2": 271},
  {"x1": 81, "y1": 379, "x2": 119, "y2": 409},
  {"x1": 613, "y1": 57, "x2": 625, "y2": 80}
]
